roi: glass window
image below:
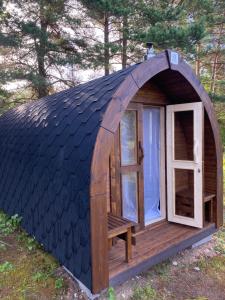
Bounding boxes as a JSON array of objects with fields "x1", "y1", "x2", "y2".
[
  {"x1": 175, "y1": 168, "x2": 194, "y2": 219},
  {"x1": 120, "y1": 111, "x2": 137, "y2": 166},
  {"x1": 122, "y1": 172, "x2": 138, "y2": 222},
  {"x1": 174, "y1": 110, "x2": 194, "y2": 161}
]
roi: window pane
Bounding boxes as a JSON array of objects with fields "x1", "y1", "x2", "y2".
[
  {"x1": 120, "y1": 111, "x2": 137, "y2": 166},
  {"x1": 122, "y1": 172, "x2": 138, "y2": 222},
  {"x1": 174, "y1": 110, "x2": 194, "y2": 161},
  {"x1": 175, "y1": 168, "x2": 194, "y2": 218},
  {"x1": 143, "y1": 108, "x2": 161, "y2": 224}
]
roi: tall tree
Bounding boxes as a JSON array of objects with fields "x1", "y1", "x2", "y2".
[
  {"x1": 79, "y1": 0, "x2": 212, "y2": 73},
  {"x1": 1, "y1": 0, "x2": 88, "y2": 99},
  {"x1": 0, "y1": 0, "x2": 20, "y2": 113},
  {"x1": 206, "y1": 0, "x2": 225, "y2": 99},
  {"x1": 78, "y1": 0, "x2": 132, "y2": 75},
  {"x1": 187, "y1": 0, "x2": 225, "y2": 101},
  {"x1": 126, "y1": 0, "x2": 210, "y2": 62}
]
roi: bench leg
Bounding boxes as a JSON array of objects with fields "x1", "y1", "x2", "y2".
[
  {"x1": 210, "y1": 199, "x2": 214, "y2": 223},
  {"x1": 125, "y1": 228, "x2": 132, "y2": 263}
]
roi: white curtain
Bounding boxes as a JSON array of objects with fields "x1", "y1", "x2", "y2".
[
  {"x1": 121, "y1": 111, "x2": 138, "y2": 222},
  {"x1": 143, "y1": 108, "x2": 161, "y2": 224},
  {"x1": 122, "y1": 172, "x2": 138, "y2": 223}
]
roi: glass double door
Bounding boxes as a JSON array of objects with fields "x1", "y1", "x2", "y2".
[{"x1": 119, "y1": 104, "x2": 165, "y2": 227}]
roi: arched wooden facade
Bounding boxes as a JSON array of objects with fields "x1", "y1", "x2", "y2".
[
  {"x1": 90, "y1": 50, "x2": 223, "y2": 293},
  {"x1": 0, "y1": 50, "x2": 222, "y2": 294}
]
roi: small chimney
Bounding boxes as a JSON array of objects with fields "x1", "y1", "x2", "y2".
[{"x1": 144, "y1": 42, "x2": 155, "y2": 60}]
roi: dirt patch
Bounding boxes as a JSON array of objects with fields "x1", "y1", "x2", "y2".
[
  {"x1": 152, "y1": 256, "x2": 225, "y2": 300},
  {"x1": 54, "y1": 268, "x2": 90, "y2": 300}
]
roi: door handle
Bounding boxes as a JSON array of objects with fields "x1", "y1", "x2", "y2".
[{"x1": 138, "y1": 141, "x2": 144, "y2": 165}]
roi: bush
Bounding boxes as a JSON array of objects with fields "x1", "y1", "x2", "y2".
[
  {"x1": 131, "y1": 285, "x2": 158, "y2": 300},
  {"x1": 0, "y1": 212, "x2": 22, "y2": 235}
]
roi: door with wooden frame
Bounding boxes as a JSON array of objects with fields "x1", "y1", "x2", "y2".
[
  {"x1": 110, "y1": 103, "x2": 166, "y2": 229},
  {"x1": 166, "y1": 102, "x2": 203, "y2": 228},
  {"x1": 119, "y1": 103, "x2": 144, "y2": 228}
]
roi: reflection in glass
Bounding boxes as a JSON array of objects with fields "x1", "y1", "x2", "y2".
[
  {"x1": 174, "y1": 110, "x2": 194, "y2": 161},
  {"x1": 120, "y1": 111, "x2": 137, "y2": 166},
  {"x1": 175, "y1": 168, "x2": 194, "y2": 218},
  {"x1": 122, "y1": 172, "x2": 138, "y2": 222}
]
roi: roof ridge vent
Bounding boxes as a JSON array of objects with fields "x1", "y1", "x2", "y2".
[{"x1": 144, "y1": 42, "x2": 155, "y2": 61}]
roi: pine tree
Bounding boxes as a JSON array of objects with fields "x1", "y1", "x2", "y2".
[
  {"x1": 123, "y1": 0, "x2": 210, "y2": 62},
  {"x1": 1, "y1": 0, "x2": 88, "y2": 99},
  {"x1": 78, "y1": 0, "x2": 132, "y2": 75},
  {"x1": 203, "y1": 0, "x2": 224, "y2": 100},
  {"x1": 0, "y1": 0, "x2": 20, "y2": 112},
  {"x1": 79, "y1": 0, "x2": 213, "y2": 72},
  {"x1": 182, "y1": 0, "x2": 225, "y2": 101}
]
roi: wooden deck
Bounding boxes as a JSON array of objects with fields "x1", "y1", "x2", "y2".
[{"x1": 109, "y1": 221, "x2": 216, "y2": 286}]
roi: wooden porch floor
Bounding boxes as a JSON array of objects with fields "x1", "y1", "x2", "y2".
[{"x1": 109, "y1": 221, "x2": 216, "y2": 285}]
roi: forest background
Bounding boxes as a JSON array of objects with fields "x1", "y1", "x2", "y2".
[{"x1": 0, "y1": 0, "x2": 224, "y2": 143}]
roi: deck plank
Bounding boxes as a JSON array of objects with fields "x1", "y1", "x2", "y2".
[{"x1": 109, "y1": 222, "x2": 216, "y2": 279}]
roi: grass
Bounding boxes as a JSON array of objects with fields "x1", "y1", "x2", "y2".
[
  {"x1": 223, "y1": 154, "x2": 225, "y2": 200},
  {"x1": 17, "y1": 231, "x2": 41, "y2": 252},
  {"x1": 0, "y1": 212, "x2": 22, "y2": 236},
  {"x1": 147, "y1": 261, "x2": 170, "y2": 279},
  {"x1": 214, "y1": 225, "x2": 225, "y2": 254},
  {"x1": 0, "y1": 261, "x2": 14, "y2": 273},
  {"x1": 128, "y1": 245, "x2": 225, "y2": 300},
  {"x1": 131, "y1": 284, "x2": 158, "y2": 300},
  {"x1": 107, "y1": 287, "x2": 116, "y2": 300},
  {"x1": 0, "y1": 211, "x2": 66, "y2": 300},
  {"x1": 198, "y1": 255, "x2": 225, "y2": 273}
]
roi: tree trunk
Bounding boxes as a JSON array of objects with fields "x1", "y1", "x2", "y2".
[
  {"x1": 122, "y1": 15, "x2": 128, "y2": 69},
  {"x1": 195, "y1": 43, "x2": 201, "y2": 77},
  {"x1": 210, "y1": 52, "x2": 219, "y2": 95},
  {"x1": 210, "y1": 23, "x2": 224, "y2": 97},
  {"x1": 104, "y1": 12, "x2": 110, "y2": 76},
  {"x1": 37, "y1": 46, "x2": 48, "y2": 98},
  {"x1": 37, "y1": 2, "x2": 48, "y2": 98}
]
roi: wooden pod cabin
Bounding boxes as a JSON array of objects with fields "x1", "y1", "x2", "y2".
[{"x1": 0, "y1": 50, "x2": 223, "y2": 294}]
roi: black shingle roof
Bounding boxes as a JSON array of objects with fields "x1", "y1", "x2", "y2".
[{"x1": 0, "y1": 64, "x2": 138, "y2": 290}]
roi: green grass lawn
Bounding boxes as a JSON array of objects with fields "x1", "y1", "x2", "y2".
[{"x1": 0, "y1": 213, "x2": 67, "y2": 300}]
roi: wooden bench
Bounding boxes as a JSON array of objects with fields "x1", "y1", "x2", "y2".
[
  {"x1": 176, "y1": 189, "x2": 215, "y2": 223},
  {"x1": 204, "y1": 193, "x2": 216, "y2": 224},
  {"x1": 108, "y1": 214, "x2": 134, "y2": 262}
]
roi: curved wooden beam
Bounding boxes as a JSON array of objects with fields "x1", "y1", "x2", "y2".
[
  {"x1": 90, "y1": 50, "x2": 223, "y2": 293},
  {"x1": 101, "y1": 52, "x2": 169, "y2": 133}
]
